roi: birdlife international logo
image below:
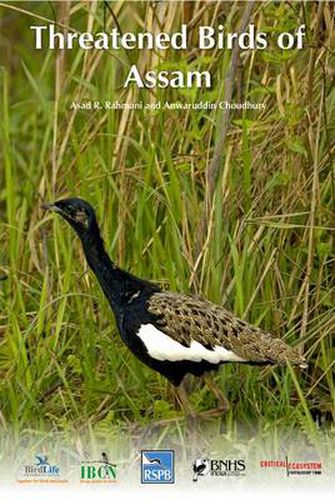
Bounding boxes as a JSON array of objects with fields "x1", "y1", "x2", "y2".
[
  {"x1": 17, "y1": 454, "x2": 68, "y2": 483},
  {"x1": 141, "y1": 450, "x2": 175, "y2": 484},
  {"x1": 80, "y1": 452, "x2": 117, "y2": 483},
  {"x1": 193, "y1": 457, "x2": 246, "y2": 481}
]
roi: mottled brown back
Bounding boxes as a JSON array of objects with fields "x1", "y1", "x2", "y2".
[{"x1": 147, "y1": 291, "x2": 306, "y2": 366}]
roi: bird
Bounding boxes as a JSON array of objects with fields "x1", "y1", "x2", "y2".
[
  {"x1": 193, "y1": 459, "x2": 209, "y2": 481},
  {"x1": 35, "y1": 455, "x2": 49, "y2": 466},
  {"x1": 142, "y1": 455, "x2": 163, "y2": 466},
  {"x1": 42, "y1": 197, "x2": 307, "y2": 413},
  {"x1": 99, "y1": 452, "x2": 116, "y2": 468}
]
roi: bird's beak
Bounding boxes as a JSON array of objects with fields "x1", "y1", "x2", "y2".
[{"x1": 41, "y1": 202, "x2": 62, "y2": 213}]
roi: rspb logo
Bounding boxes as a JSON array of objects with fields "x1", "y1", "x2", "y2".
[{"x1": 141, "y1": 450, "x2": 175, "y2": 484}]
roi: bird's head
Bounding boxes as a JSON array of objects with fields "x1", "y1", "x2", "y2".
[{"x1": 42, "y1": 197, "x2": 98, "y2": 238}]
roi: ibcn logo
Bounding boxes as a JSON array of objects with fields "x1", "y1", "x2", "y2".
[{"x1": 80, "y1": 452, "x2": 117, "y2": 483}]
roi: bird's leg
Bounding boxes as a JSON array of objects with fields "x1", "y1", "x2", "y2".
[
  {"x1": 203, "y1": 373, "x2": 230, "y2": 412},
  {"x1": 175, "y1": 380, "x2": 200, "y2": 454},
  {"x1": 175, "y1": 381, "x2": 196, "y2": 418}
]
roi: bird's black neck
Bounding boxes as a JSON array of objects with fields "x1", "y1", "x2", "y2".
[{"x1": 80, "y1": 227, "x2": 158, "y2": 311}]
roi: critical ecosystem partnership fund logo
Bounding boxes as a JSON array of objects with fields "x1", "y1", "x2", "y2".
[
  {"x1": 193, "y1": 458, "x2": 246, "y2": 481},
  {"x1": 141, "y1": 450, "x2": 175, "y2": 484},
  {"x1": 80, "y1": 452, "x2": 117, "y2": 483},
  {"x1": 260, "y1": 456, "x2": 322, "y2": 477}
]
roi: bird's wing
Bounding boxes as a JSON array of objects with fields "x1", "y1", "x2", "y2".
[{"x1": 147, "y1": 291, "x2": 306, "y2": 366}]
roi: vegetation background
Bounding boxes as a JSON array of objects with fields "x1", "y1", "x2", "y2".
[{"x1": 0, "y1": 0, "x2": 334, "y2": 466}]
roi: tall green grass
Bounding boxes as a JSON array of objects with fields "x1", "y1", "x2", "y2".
[{"x1": 0, "y1": 1, "x2": 334, "y2": 457}]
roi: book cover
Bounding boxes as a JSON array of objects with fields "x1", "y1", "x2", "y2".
[{"x1": 0, "y1": 1, "x2": 334, "y2": 498}]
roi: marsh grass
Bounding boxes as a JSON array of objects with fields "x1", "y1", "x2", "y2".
[{"x1": 0, "y1": 1, "x2": 334, "y2": 459}]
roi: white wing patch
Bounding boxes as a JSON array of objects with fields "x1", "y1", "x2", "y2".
[{"x1": 137, "y1": 323, "x2": 246, "y2": 363}]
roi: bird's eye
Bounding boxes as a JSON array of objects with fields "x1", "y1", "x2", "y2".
[
  {"x1": 64, "y1": 204, "x2": 75, "y2": 215},
  {"x1": 73, "y1": 209, "x2": 89, "y2": 228}
]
